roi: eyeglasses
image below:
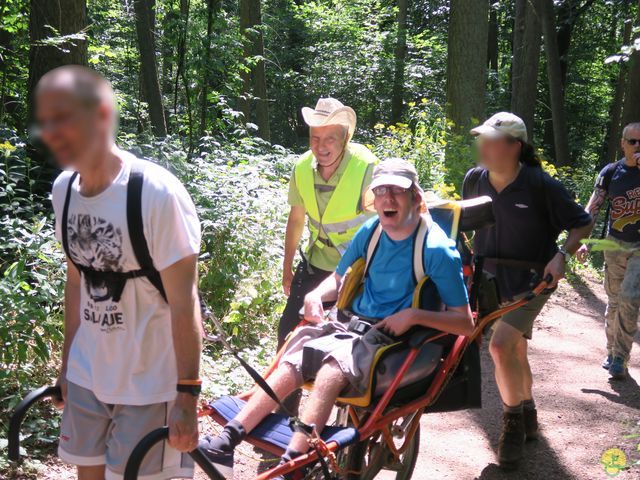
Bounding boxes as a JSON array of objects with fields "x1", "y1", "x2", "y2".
[
  {"x1": 625, "y1": 138, "x2": 640, "y2": 146},
  {"x1": 372, "y1": 185, "x2": 410, "y2": 197}
]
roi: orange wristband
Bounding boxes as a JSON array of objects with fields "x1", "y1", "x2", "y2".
[{"x1": 177, "y1": 379, "x2": 202, "y2": 386}]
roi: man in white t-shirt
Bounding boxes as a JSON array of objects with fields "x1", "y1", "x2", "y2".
[{"x1": 36, "y1": 66, "x2": 202, "y2": 480}]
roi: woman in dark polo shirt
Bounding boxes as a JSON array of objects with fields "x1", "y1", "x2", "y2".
[{"x1": 462, "y1": 112, "x2": 592, "y2": 470}]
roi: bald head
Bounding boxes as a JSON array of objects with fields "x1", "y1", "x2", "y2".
[
  {"x1": 35, "y1": 66, "x2": 117, "y2": 169},
  {"x1": 37, "y1": 65, "x2": 115, "y2": 111}
]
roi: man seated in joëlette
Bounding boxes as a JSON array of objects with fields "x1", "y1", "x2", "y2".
[{"x1": 199, "y1": 158, "x2": 473, "y2": 479}]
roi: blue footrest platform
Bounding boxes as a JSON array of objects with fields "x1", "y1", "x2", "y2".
[{"x1": 209, "y1": 396, "x2": 359, "y2": 451}]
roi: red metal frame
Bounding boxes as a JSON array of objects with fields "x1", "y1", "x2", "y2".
[{"x1": 201, "y1": 278, "x2": 552, "y2": 480}]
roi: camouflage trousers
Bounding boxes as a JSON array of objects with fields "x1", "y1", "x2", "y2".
[{"x1": 604, "y1": 237, "x2": 640, "y2": 361}]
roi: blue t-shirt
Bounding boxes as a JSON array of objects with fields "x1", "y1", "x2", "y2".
[
  {"x1": 596, "y1": 160, "x2": 640, "y2": 243},
  {"x1": 336, "y1": 216, "x2": 469, "y2": 320}
]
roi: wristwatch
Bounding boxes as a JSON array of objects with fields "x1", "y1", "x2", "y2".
[{"x1": 558, "y1": 247, "x2": 571, "y2": 263}]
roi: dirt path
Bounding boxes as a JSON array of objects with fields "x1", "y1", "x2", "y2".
[
  {"x1": 11, "y1": 272, "x2": 640, "y2": 479},
  {"x1": 407, "y1": 272, "x2": 640, "y2": 480}
]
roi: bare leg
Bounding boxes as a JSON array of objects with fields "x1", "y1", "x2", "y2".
[
  {"x1": 288, "y1": 360, "x2": 348, "y2": 453},
  {"x1": 77, "y1": 465, "x2": 106, "y2": 480},
  {"x1": 489, "y1": 322, "x2": 527, "y2": 407},
  {"x1": 235, "y1": 363, "x2": 301, "y2": 433},
  {"x1": 516, "y1": 338, "x2": 533, "y2": 400}
]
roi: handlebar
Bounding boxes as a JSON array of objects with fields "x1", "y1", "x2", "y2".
[
  {"x1": 8, "y1": 385, "x2": 62, "y2": 462},
  {"x1": 123, "y1": 427, "x2": 225, "y2": 480}
]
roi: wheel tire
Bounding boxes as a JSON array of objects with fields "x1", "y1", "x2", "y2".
[{"x1": 344, "y1": 424, "x2": 420, "y2": 480}]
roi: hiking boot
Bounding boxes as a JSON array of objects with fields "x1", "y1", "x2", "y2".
[
  {"x1": 609, "y1": 357, "x2": 628, "y2": 380},
  {"x1": 524, "y1": 407, "x2": 539, "y2": 441},
  {"x1": 602, "y1": 354, "x2": 613, "y2": 370},
  {"x1": 198, "y1": 437, "x2": 234, "y2": 479},
  {"x1": 498, "y1": 411, "x2": 525, "y2": 470}
]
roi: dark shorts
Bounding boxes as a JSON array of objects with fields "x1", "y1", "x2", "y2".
[
  {"x1": 495, "y1": 291, "x2": 552, "y2": 339},
  {"x1": 278, "y1": 258, "x2": 332, "y2": 347}
]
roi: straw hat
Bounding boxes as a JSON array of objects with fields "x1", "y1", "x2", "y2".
[{"x1": 301, "y1": 98, "x2": 357, "y2": 139}]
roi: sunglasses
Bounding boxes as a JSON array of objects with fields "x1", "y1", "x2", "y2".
[
  {"x1": 625, "y1": 138, "x2": 640, "y2": 146},
  {"x1": 372, "y1": 185, "x2": 410, "y2": 197}
]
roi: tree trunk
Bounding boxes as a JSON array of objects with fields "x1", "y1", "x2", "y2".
[
  {"x1": 511, "y1": 0, "x2": 542, "y2": 139},
  {"x1": 605, "y1": 17, "x2": 633, "y2": 165},
  {"x1": 446, "y1": 0, "x2": 489, "y2": 137},
  {"x1": 27, "y1": 0, "x2": 88, "y2": 120},
  {"x1": 133, "y1": 0, "x2": 167, "y2": 137},
  {"x1": 239, "y1": 0, "x2": 270, "y2": 141},
  {"x1": 391, "y1": 0, "x2": 408, "y2": 124},
  {"x1": 487, "y1": 5, "x2": 499, "y2": 71},
  {"x1": 540, "y1": 0, "x2": 571, "y2": 166},
  {"x1": 622, "y1": 0, "x2": 640, "y2": 128},
  {"x1": 556, "y1": 0, "x2": 596, "y2": 89},
  {"x1": 173, "y1": 0, "x2": 194, "y2": 147},
  {"x1": 200, "y1": 0, "x2": 221, "y2": 136}
]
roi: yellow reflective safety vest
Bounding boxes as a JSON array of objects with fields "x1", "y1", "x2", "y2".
[{"x1": 295, "y1": 143, "x2": 377, "y2": 256}]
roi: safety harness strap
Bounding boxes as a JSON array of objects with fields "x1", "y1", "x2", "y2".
[{"x1": 364, "y1": 214, "x2": 431, "y2": 284}]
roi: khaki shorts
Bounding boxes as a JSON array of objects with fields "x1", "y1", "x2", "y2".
[
  {"x1": 279, "y1": 320, "x2": 394, "y2": 394},
  {"x1": 58, "y1": 382, "x2": 193, "y2": 480},
  {"x1": 494, "y1": 290, "x2": 552, "y2": 339}
]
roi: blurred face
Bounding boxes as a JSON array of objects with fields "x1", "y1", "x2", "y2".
[
  {"x1": 310, "y1": 125, "x2": 347, "y2": 167},
  {"x1": 36, "y1": 88, "x2": 111, "y2": 169},
  {"x1": 373, "y1": 184, "x2": 421, "y2": 238},
  {"x1": 476, "y1": 136, "x2": 521, "y2": 171},
  {"x1": 621, "y1": 127, "x2": 640, "y2": 167}
]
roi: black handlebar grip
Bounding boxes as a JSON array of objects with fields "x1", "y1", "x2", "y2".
[
  {"x1": 8, "y1": 385, "x2": 62, "y2": 462},
  {"x1": 124, "y1": 427, "x2": 225, "y2": 480},
  {"x1": 543, "y1": 273, "x2": 554, "y2": 285},
  {"x1": 124, "y1": 427, "x2": 170, "y2": 480}
]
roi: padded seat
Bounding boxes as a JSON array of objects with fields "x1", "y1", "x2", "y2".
[{"x1": 209, "y1": 396, "x2": 359, "y2": 451}]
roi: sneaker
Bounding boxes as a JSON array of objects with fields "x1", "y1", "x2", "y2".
[
  {"x1": 498, "y1": 411, "x2": 525, "y2": 470},
  {"x1": 602, "y1": 354, "x2": 613, "y2": 370},
  {"x1": 198, "y1": 436, "x2": 234, "y2": 479},
  {"x1": 523, "y1": 407, "x2": 539, "y2": 441},
  {"x1": 609, "y1": 357, "x2": 628, "y2": 380}
]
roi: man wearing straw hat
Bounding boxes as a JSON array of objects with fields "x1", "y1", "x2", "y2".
[{"x1": 279, "y1": 98, "x2": 378, "y2": 381}]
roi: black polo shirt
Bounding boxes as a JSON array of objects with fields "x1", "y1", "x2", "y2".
[{"x1": 462, "y1": 165, "x2": 592, "y2": 299}]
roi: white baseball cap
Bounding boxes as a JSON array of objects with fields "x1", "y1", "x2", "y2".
[{"x1": 470, "y1": 112, "x2": 528, "y2": 142}]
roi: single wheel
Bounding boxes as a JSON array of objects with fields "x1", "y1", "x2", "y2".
[{"x1": 344, "y1": 414, "x2": 421, "y2": 480}]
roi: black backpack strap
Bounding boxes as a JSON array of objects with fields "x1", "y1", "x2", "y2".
[
  {"x1": 600, "y1": 160, "x2": 621, "y2": 192},
  {"x1": 597, "y1": 160, "x2": 621, "y2": 239},
  {"x1": 61, "y1": 172, "x2": 80, "y2": 264},
  {"x1": 127, "y1": 163, "x2": 168, "y2": 302},
  {"x1": 462, "y1": 167, "x2": 484, "y2": 199}
]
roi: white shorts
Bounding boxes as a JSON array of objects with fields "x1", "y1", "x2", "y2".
[{"x1": 58, "y1": 382, "x2": 193, "y2": 480}]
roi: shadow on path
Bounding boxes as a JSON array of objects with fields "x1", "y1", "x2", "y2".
[
  {"x1": 582, "y1": 372, "x2": 640, "y2": 410},
  {"x1": 467, "y1": 343, "x2": 577, "y2": 480},
  {"x1": 566, "y1": 272, "x2": 607, "y2": 315}
]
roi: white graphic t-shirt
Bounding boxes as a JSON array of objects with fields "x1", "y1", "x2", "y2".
[{"x1": 52, "y1": 150, "x2": 201, "y2": 405}]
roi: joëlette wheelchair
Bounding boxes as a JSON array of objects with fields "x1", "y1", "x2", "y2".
[{"x1": 8, "y1": 195, "x2": 553, "y2": 480}]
